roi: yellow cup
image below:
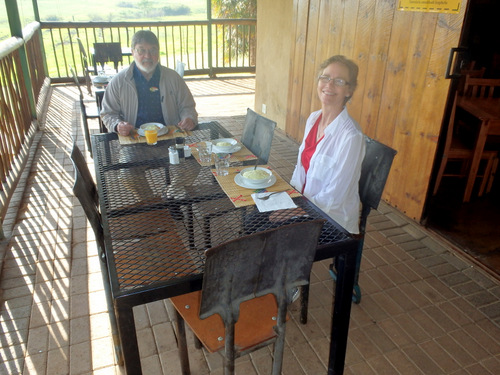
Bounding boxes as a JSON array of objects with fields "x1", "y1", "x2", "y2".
[{"x1": 145, "y1": 129, "x2": 158, "y2": 145}]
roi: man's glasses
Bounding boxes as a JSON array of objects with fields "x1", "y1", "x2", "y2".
[
  {"x1": 318, "y1": 75, "x2": 349, "y2": 86},
  {"x1": 134, "y1": 48, "x2": 159, "y2": 56}
]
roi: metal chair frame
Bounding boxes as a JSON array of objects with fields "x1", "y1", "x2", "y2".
[{"x1": 241, "y1": 107, "x2": 277, "y2": 164}]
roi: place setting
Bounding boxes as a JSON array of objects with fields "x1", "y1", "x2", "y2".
[
  {"x1": 118, "y1": 123, "x2": 192, "y2": 145},
  {"x1": 211, "y1": 164, "x2": 301, "y2": 209}
]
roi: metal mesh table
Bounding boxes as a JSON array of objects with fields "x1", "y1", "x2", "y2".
[{"x1": 91, "y1": 121, "x2": 359, "y2": 375}]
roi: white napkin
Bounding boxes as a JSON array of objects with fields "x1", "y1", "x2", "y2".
[{"x1": 251, "y1": 192, "x2": 298, "y2": 212}]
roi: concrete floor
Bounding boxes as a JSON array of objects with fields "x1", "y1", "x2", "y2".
[{"x1": 0, "y1": 77, "x2": 499, "y2": 374}]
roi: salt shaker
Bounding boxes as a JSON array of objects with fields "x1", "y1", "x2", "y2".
[
  {"x1": 169, "y1": 146, "x2": 180, "y2": 164},
  {"x1": 184, "y1": 145, "x2": 191, "y2": 158}
]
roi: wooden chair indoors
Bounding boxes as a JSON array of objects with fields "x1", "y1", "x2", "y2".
[
  {"x1": 70, "y1": 66, "x2": 102, "y2": 157},
  {"x1": 241, "y1": 107, "x2": 277, "y2": 164},
  {"x1": 170, "y1": 219, "x2": 325, "y2": 375},
  {"x1": 93, "y1": 42, "x2": 123, "y2": 72},
  {"x1": 76, "y1": 37, "x2": 95, "y2": 95},
  {"x1": 433, "y1": 75, "x2": 500, "y2": 198}
]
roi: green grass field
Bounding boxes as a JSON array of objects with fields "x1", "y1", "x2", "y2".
[{"x1": 1, "y1": 0, "x2": 207, "y2": 41}]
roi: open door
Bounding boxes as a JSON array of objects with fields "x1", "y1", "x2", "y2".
[{"x1": 425, "y1": 0, "x2": 500, "y2": 276}]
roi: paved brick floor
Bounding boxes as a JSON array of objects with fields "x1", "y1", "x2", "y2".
[{"x1": 1, "y1": 77, "x2": 499, "y2": 374}]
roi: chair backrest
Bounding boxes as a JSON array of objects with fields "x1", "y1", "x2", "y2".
[
  {"x1": 199, "y1": 219, "x2": 324, "y2": 323},
  {"x1": 93, "y1": 42, "x2": 123, "y2": 70},
  {"x1": 358, "y1": 136, "x2": 397, "y2": 234},
  {"x1": 76, "y1": 37, "x2": 90, "y2": 67},
  {"x1": 70, "y1": 143, "x2": 104, "y2": 251},
  {"x1": 463, "y1": 77, "x2": 500, "y2": 98},
  {"x1": 69, "y1": 65, "x2": 84, "y2": 99},
  {"x1": 241, "y1": 108, "x2": 277, "y2": 164}
]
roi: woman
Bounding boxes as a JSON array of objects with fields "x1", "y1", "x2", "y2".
[{"x1": 290, "y1": 55, "x2": 365, "y2": 234}]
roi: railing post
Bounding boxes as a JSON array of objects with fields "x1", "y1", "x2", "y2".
[
  {"x1": 5, "y1": 0, "x2": 37, "y2": 118},
  {"x1": 207, "y1": 0, "x2": 214, "y2": 78}
]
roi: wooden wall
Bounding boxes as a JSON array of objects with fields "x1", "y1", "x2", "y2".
[{"x1": 279, "y1": 0, "x2": 467, "y2": 221}]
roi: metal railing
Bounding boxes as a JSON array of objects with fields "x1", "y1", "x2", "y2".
[{"x1": 41, "y1": 19, "x2": 256, "y2": 81}]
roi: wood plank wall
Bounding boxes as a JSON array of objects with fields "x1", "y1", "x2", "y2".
[{"x1": 285, "y1": 0, "x2": 466, "y2": 221}]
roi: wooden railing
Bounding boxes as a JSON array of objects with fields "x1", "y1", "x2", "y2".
[
  {"x1": 0, "y1": 22, "x2": 48, "y2": 235},
  {"x1": 41, "y1": 19, "x2": 256, "y2": 81}
]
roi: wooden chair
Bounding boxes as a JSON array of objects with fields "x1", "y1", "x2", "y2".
[
  {"x1": 93, "y1": 42, "x2": 123, "y2": 72},
  {"x1": 76, "y1": 37, "x2": 95, "y2": 95},
  {"x1": 171, "y1": 219, "x2": 325, "y2": 375},
  {"x1": 70, "y1": 65, "x2": 101, "y2": 157},
  {"x1": 433, "y1": 76, "x2": 500, "y2": 198},
  {"x1": 241, "y1": 108, "x2": 277, "y2": 164}
]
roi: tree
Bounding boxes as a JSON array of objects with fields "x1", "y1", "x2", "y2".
[{"x1": 211, "y1": 0, "x2": 257, "y2": 66}]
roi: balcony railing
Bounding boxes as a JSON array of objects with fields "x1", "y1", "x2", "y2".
[
  {"x1": 0, "y1": 22, "x2": 48, "y2": 235},
  {"x1": 41, "y1": 19, "x2": 256, "y2": 81}
]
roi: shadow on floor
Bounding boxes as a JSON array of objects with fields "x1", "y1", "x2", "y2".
[{"x1": 425, "y1": 176, "x2": 500, "y2": 278}]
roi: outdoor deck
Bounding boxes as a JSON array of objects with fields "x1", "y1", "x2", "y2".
[{"x1": 0, "y1": 76, "x2": 499, "y2": 375}]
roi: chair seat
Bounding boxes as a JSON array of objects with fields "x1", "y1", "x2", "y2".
[{"x1": 171, "y1": 292, "x2": 286, "y2": 353}]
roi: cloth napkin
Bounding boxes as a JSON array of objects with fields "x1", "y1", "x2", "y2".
[{"x1": 251, "y1": 192, "x2": 298, "y2": 212}]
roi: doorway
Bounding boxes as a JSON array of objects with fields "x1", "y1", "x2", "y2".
[{"x1": 424, "y1": 0, "x2": 500, "y2": 278}]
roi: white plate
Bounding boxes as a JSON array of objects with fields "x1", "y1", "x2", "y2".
[
  {"x1": 212, "y1": 144, "x2": 242, "y2": 153},
  {"x1": 137, "y1": 123, "x2": 169, "y2": 137},
  {"x1": 234, "y1": 173, "x2": 276, "y2": 189}
]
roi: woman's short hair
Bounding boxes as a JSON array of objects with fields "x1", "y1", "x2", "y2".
[
  {"x1": 319, "y1": 55, "x2": 359, "y2": 93},
  {"x1": 131, "y1": 30, "x2": 159, "y2": 49}
]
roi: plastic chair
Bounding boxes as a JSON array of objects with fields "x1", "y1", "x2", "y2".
[
  {"x1": 76, "y1": 37, "x2": 95, "y2": 95},
  {"x1": 433, "y1": 75, "x2": 499, "y2": 198},
  {"x1": 70, "y1": 65, "x2": 102, "y2": 157},
  {"x1": 241, "y1": 108, "x2": 277, "y2": 164},
  {"x1": 70, "y1": 143, "x2": 123, "y2": 365},
  {"x1": 325, "y1": 136, "x2": 396, "y2": 304},
  {"x1": 171, "y1": 219, "x2": 325, "y2": 375},
  {"x1": 93, "y1": 42, "x2": 123, "y2": 72}
]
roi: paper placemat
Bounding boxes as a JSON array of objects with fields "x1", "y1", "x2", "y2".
[
  {"x1": 190, "y1": 141, "x2": 258, "y2": 165},
  {"x1": 118, "y1": 126, "x2": 192, "y2": 145},
  {"x1": 212, "y1": 166, "x2": 301, "y2": 208}
]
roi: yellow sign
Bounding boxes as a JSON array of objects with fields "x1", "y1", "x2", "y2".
[{"x1": 398, "y1": 0, "x2": 461, "y2": 14}]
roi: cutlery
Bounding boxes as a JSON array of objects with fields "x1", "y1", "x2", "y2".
[{"x1": 257, "y1": 191, "x2": 286, "y2": 200}]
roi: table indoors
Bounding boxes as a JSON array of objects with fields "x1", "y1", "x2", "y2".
[
  {"x1": 91, "y1": 121, "x2": 360, "y2": 375},
  {"x1": 456, "y1": 96, "x2": 500, "y2": 201}
]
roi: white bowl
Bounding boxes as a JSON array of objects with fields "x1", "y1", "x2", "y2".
[
  {"x1": 239, "y1": 167, "x2": 273, "y2": 186},
  {"x1": 213, "y1": 138, "x2": 238, "y2": 152}
]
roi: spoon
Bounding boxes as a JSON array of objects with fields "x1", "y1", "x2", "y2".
[
  {"x1": 257, "y1": 191, "x2": 285, "y2": 200},
  {"x1": 254, "y1": 158, "x2": 259, "y2": 170}
]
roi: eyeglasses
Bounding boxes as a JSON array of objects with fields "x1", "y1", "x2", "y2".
[
  {"x1": 134, "y1": 47, "x2": 159, "y2": 56},
  {"x1": 318, "y1": 75, "x2": 349, "y2": 86}
]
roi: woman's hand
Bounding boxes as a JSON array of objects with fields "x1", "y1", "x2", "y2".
[{"x1": 116, "y1": 121, "x2": 134, "y2": 136}]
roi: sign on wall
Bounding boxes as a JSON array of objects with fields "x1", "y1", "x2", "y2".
[{"x1": 398, "y1": 0, "x2": 461, "y2": 14}]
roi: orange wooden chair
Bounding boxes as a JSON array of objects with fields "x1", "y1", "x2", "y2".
[
  {"x1": 433, "y1": 75, "x2": 499, "y2": 198},
  {"x1": 170, "y1": 219, "x2": 324, "y2": 375}
]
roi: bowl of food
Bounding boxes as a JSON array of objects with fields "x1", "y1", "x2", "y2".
[
  {"x1": 213, "y1": 138, "x2": 238, "y2": 152},
  {"x1": 239, "y1": 167, "x2": 273, "y2": 186}
]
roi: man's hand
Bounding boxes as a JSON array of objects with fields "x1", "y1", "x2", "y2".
[
  {"x1": 177, "y1": 118, "x2": 195, "y2": 131},
  {"x1": 116, "y1": 121, "x2": 134, "y2": 136}
]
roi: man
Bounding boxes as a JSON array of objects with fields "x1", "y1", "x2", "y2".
[{"x1": 100, "y1": 30, "x2": 197, "y2": 134}]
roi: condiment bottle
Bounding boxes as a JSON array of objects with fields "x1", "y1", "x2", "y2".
[{"x1": 169, "y1": 146, "x2": 180, "y2": 164}]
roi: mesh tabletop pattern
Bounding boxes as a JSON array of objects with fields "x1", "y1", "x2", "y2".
[{"x1": 92, "y1": 122, "x2": 352, "y2": 295}]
